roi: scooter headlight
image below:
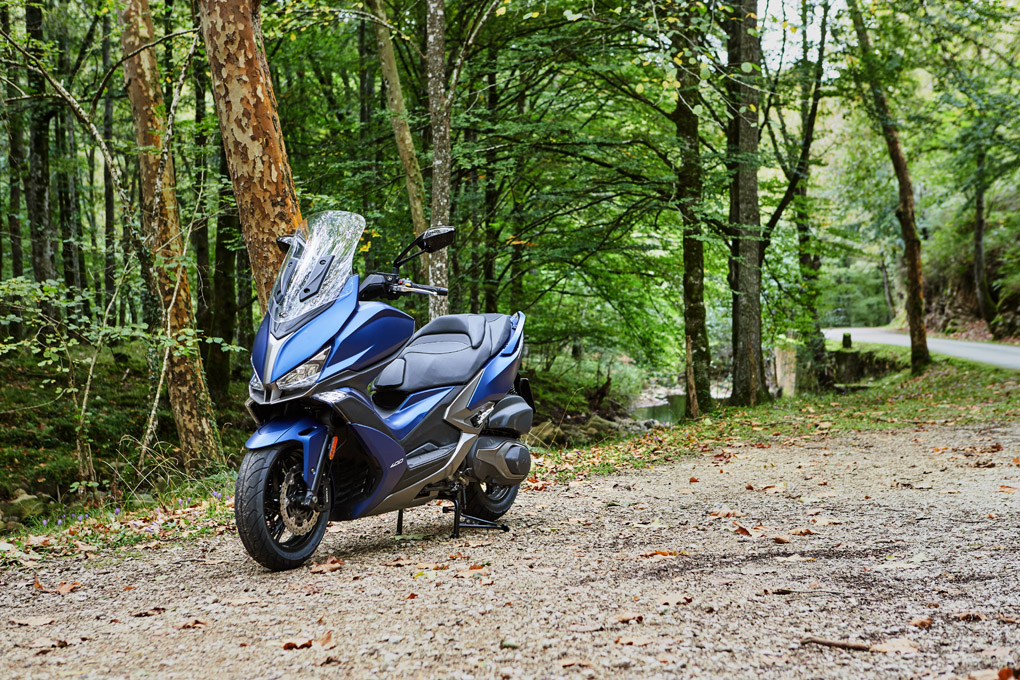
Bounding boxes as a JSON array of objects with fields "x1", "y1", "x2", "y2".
[
  {"x1": 249, "y1": 373, "x2": 263, "y2": 392},
  {"x1": 275, "y1": 347, "x2": 330, "y2": 392}
]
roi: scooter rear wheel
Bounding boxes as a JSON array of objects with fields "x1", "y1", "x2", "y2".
[
  {"x1": 463, "y1": 482, "x2": 519, "y2": 521},
  {"x1": 235, "y1": 444, "x2": 330, "y2": 571}
]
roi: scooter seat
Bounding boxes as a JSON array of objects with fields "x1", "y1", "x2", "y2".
[{"x1": 374, "y1": 314, "x2": 512, "y2": 395}]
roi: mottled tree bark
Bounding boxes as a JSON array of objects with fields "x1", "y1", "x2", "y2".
[
  {"x1": 670, "y1": 28, "x2": 713, "y2": 417},
  {"x1": 121, "y1": 0, "x2": 221, "y2": 467},
  {"x1": 192, "y1": 58, "x2": 212, "y2": 359},
  {"x1": 848, "y1": 0, "x2": 929, "y2": 372},
  {"x1": 725, "y1": 0, "x2": 767, "y2": 406},
  {"x1": 196, "y1": 0, "x2": 303, "y2": 312},
  {"x1": 424, "y1": 0, "x2": 451, "y2": 318}
]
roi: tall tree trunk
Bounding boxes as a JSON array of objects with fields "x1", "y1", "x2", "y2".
[
  {"x1": 235, "y1": 246, "x2": 254, "y2": 352},
  {"x1": 794, "y1": 181, "x2": 829, "y2": 391},
  {"x1": 879, "y1": 255, "x2": 895, "y2": 322},
  {"x1": 670, "y1": 26, "x2": 713, "y2": 417},
  {"x1": 364, "y1": 0, "x2": 430, "y2": 243},
  {"x1": 725, "y1": 0, "x2": 767, "y2": 406},
  {"x1": 973, "y1": 145, "x2": 996, "y2": 327},
  {"x1": 207, "y1": 149, "x2": 237, "y2": 404},
  {"x1": 25, "y1": 2, "x2": 58, "y2": 287},
  {"x1": 102, "y1": 15, "x2": 117, "y2": 313},
  {"x1": 121, "y1": 0, "x2": 222, "y2": 467},
  {"x1": 482, "y1": 49, "x2": 499, "y2": 314},
  {"x1": 2, "y1": 7, "x2": 25, "y2": 339},
  {"x1": 196, "y1": 0, "x2": 303, "y2": 312},
  {"x1": 192, "y1": 58, "x2": 212, "y2": 358},
  {"x1": 425, "y1": 0, "x2": 451, "y2": 318},
  {"x1": 847, "y1": 0, "x2": 929, "y2": 372}
]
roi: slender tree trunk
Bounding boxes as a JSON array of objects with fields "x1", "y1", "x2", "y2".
[
  {"x1": 192, "y1": 58, "x2": 212, "y2": 358},
  {"x1": 725, "y1": 0, "x2": 767, "y2": 406},
  {"x1": 207, "y1": 150, "x2": 238, "y2": 404},
  {"x1": 879, "y1": 255, "x2": 895, "y2": 322},
  {"x1": 482, "y1": 49, "x2": 499, "y2": 314},
  {"x1": 121, "y1": 0, "x2": 222, "y2": 467},
  {"x1": 25, "y1": 2, "x2": 58, "y2": 287},
  {"x1": 973, "y1": 145, "x2": 996, "y2": 327},
  {"x1": 102, "y1": 15, "x2": 117, "y2": 313},
  {"x1": 425, "y1": 0, "x2": 450, "y2": 318},
  {"x1": 2, "y1": 7, "x2": 25, "y2": 339},
  {"x1": 196, "y1": 0, "x2": 303, "y2": 312},
  {"x1": 847, "y1": 0, "x2": 929, "y2": 372},
  {"x1": 235, "y1": 246, "x2": 254, "y2": 352},
  {"x1": 670, "y1": 27, "x2": 713, "y2": 416},
  {"x1": 794, "y1": 181, "x2": 829, "y2": 390},
  {"x1": 364, "y1": 0, "x2": 430, "y2": 237}
]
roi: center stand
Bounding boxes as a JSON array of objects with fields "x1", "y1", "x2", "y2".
[{"x1": 395, "y1": 485, "x2": 509, "y2": 539}]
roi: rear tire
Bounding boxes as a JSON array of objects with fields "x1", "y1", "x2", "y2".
[
  {"x1": 463, "y1": 482, "x2": 519, "y2": 521},
  {"x1": 235, "y1": 444, "x2": 330, "y2": 571}
]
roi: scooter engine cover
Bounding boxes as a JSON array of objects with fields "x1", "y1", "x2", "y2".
[{"x1": 465, "y1": 436, "x2": 531, "y2": 486}]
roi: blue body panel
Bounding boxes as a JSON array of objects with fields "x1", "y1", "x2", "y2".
[
  {"x1": 251, "y1": 316, "x2": 270, "y2": 383},
  {"x1": 321, "y1": 301, "x2": 414, "y2": 378},
  {"x1": 469, "y1": 314, "x2": 526, "y2": 408},
  {"x1": 244, "y1": 416, "x2": 328, "y2": 487},
  {"x1": 348, "y1": 425, "x2": 407, "y2": 518},
  {"x1": 269, "y1": 278, "x2": 359, "y2": 382},
  {"x1": 382, "y1": 387, "x2": 453, "y2": 439}
]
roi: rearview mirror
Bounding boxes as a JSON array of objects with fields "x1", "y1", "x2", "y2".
[
  {"x1": 276, "y1": 234, "x2": 298, "y2": 253},
  {"x1": 420, "y1": 227, "x2": 456, "y2": 253}
]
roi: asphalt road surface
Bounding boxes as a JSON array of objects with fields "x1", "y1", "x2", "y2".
[{"x1": 824, "y1": 327, "x2": 1020, "y2": 371}]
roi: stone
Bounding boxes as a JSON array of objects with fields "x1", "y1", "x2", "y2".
[
  {"x1": 0, "y1": 492, "x2": 45, "y2": 522},
  {"x1": 525, "y1": 421, "x2": 568, "y2": 446},
  {"x1": 585, "y1": 414, "x2": 620, "y2": 434}
]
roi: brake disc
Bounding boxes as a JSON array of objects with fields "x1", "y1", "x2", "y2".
[{"x1": 279, "y1": 469, "x2": 319, "y2": 536}]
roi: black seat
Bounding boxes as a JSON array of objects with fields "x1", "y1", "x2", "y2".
[{"x1": 374, "y1": 314, "x2": 512, "y2": 396}]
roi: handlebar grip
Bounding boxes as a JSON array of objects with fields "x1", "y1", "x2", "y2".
[{"x1": 400, "y1": 280, "x2": 448, "y2": 296}]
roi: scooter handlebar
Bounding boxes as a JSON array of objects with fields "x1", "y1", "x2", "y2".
[{"x1": 396, "y1": 279, "x2": 448, "y2": 296}]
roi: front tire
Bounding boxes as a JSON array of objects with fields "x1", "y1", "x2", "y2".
[
  {"x1": 463, "y1": 482, "x2": 519, "y2": 521},
  {"x1": 235, "y1": 444, "x2": 330, "y2": 571}
]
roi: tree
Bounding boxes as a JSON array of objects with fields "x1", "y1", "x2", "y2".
[
  {"x1": 121, "y1": 0, "x2": 222, "y2": 466},
  {"x1": 847, "y1": 0, "x2": 929, "y2": 372},
  {"x1": 196, "y1": 0, "x2": 303, "y2": 312}
]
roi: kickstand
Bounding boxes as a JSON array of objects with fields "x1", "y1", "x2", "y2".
[
  {"x1": 396, "y1": 508, "x2": 403, "y2": 536},
  {"x1": 442, "y1": 487, "x2": 510, "y2": 539}
]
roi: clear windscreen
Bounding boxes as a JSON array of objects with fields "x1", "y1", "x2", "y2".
[{"x1": 270, "y1": 211, "x2": 365, "y2": 321}]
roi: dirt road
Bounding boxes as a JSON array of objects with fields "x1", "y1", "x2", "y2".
[{"x1": 3, "y1": 423, "x2": 1019, "y2": 679}]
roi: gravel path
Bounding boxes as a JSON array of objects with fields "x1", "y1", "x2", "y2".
[{"x1": 2, "y1": 423, "x2": 1019, "y2": 679}]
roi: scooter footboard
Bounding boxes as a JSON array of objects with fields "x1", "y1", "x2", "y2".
[{"x1": 244, "y1": 416, "x2": 328, "y2": 487}]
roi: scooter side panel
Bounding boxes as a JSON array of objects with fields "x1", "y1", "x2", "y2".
[
  {"x1": 382, "y1": 387, "x2": 454, "y2": 439},
  {"x1": 348, "y1": 424, "x2": 407, "y2": 519},
  {"x1": 321, "y1": 302, "x2": 414, "y2": 379},
  {"x1": 468, "y1": 314, "x2": 526, "y2": 409},
  {"x1": 244, "y1": 416, "x2": 328, "y2": 487}
]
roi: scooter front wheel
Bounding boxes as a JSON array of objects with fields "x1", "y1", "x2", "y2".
[{"x1": 235, "y1": 444, "x2": 330, "y2": 571}]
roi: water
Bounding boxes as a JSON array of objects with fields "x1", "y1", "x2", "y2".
[{"x1": 631, "y1": 393, "x2": 687, "y2": 425}]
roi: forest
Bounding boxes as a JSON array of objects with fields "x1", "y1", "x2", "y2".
[{"x1": 0, "y1": 0, "x2": 1018, "y2": 509}]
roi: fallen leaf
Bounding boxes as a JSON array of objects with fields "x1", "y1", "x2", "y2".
[
  {"x1": 558, "y1": 658, "x2": 593, "y2": 668},
  {"x1": 309, "y1": 556, "x2": 344, "y2": 574},
  {"x1": 11, "y1": 616, "x2": 54, "y2": 627},
  {"x1": 315, "y1": 656, "x2": 341, "y2": 666},
  {"x1": 909, "y1": 616, "x2": 932, "y2": 628},
  {"x1": 316, "y1": 630, "x2": 336, "y2": 650},
  {"x1": 955, "y1": 612, "x2": 987, "y2": 621},
  {"x1": 870, "y1": 637, "x2": 919, "y2": 654},
  {"x1": 689, "y1": 477, "x2": 699, "y2": 483},
  {"x1": 998, "y1": 486, "x2": 1016, "y2": 493},
  {"x1": 176, "y1": 618, "x2": 208, "y2": 630},
  {"x1": 55, "y1": 582, "x2": 80, "y2": 596},
  {"x1": 811, "y1": 517, "x2": 842, "y2": 526},
  {"x1": 612, "y1": 611, "x2": 643, "y2": 624},
  {"x1": 223, "y1": 596, "x2": 261, "y2": 606},
  {"x1": 790, "y1": 527, "x2": 817, "y2": 536},
  {"x1": 657, "y1": 652, "x2": 680, "y2": 664},
  {"x1": 658, "y1": 593, "x2": 692, "y2": 607},
  {"x1": 281, "y1": 639, "x2": 313, "y2": 650},
  {"x1": 131, "y1": 607, "x2": 165, "y2": 617},
  {"x1": 773, "y1": 535, "x2": 791, "y2": 544},
  {"x1": 382, "y1": 557, "x2": 416, "y2": 567},
  {"x1": 616, "y1": 636, "x2": 653, "y2": 646},
  {"x1": 406, "y1": 593, "x2": 418, "y2": 600},
  {"x1": 73, "y1": 541, "x2": 97, "y2": 554},
  {"x1": 640, "y1": 550, "x2": 675, "y2": 558},
  {"x1": 23, "y1": 637, "x2": 68, "y2": 650},
  {"x1": 709, "y1": 506, "x2": 744, "y2": 518}
]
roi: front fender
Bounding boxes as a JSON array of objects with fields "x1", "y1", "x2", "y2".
[{"x1": 245, "y1": 416, "x2": 328, "y2": 487}]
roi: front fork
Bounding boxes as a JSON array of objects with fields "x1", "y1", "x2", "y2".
[{"x1": 303, "y1": 419, "x2": 339, "y2": 511}]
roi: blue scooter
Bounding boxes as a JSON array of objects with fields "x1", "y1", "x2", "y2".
[{"x1": 237, "y1": 211, "x2": 534, "y2": 570}]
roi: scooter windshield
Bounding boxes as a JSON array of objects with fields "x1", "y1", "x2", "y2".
[{"x1": 270, "y1": 211, "x2": 365, "y2": 322}]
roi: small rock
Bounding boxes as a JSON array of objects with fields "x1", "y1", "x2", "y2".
[{"x1": 499, "y1": 639, "x2": 519, "y2": 649}]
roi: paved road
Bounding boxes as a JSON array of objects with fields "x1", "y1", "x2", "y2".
[{"x1": 824, "y1": 327, "x2": 1020, "y2": 370}]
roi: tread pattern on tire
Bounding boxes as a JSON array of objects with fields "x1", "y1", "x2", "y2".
[{"x1": 463, "y1": 482, "x2": 519, "y2": 521}]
